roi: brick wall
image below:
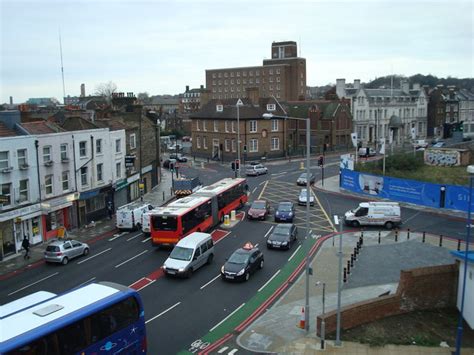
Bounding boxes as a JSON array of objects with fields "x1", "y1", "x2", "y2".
[{"x1": 317, "y1": 263, "x2": 458, "y2": 336}]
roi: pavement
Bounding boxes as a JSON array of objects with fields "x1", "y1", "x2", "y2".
[{"x1": 2, "y1": 162, "x2": 473, "y2": 354}]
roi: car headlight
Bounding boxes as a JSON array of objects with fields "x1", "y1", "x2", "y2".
[
  {"x1": 236, "y1": 268, "x2": 245, "y2": 276},
  {"x1": 282, "y1": 241, "x2": 288, "y2": 245},
  {"x1": 276, "y1": 211, "x2": 280, "y2": 215},
  {"x1": 178, "y1": 268, "x2": 185, "y2": 272},
  {"x1": 162, "y1": 265, "x2": 167, "y2": 270},
  {"x1": 289, "y1": 212, "x2": 293, "y2": 216},
  {"x1": 221, "y1": 266, "x2": 225, "y2": 273}
]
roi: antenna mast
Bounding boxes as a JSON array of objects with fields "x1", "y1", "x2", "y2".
[{"x1": 59, "y1": 29, "x2": 66, "y2": 104}]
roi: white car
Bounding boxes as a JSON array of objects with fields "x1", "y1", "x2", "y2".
[
  {"x1": 245, "y1": 164, "x2": 268, "y2": 176},
  {"x1": 298, "y1": 189, "x2": 315, "y2": 206}
]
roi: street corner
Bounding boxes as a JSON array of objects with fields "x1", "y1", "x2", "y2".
[{"x1": 219, "y1": 211, "x2": 245, "y2": 229}]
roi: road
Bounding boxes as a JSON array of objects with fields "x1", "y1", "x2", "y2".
[{"x1": 0, "y1": 153, "x2": 467, "y2": 354}]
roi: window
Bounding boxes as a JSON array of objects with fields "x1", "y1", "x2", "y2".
[
  {"x1": 203, "y1": 120, "x2": 207, "y2": 131},
  {"x1": 196, "y1": 136, "x2": 201, "y2": 149},
  {"x1": 62, "y1": 171, "x2": 69, "y2": 191},
  {"x1": 45, "y1": 175, "x2": 53, "y2": 195},
  {"x1": 0, "y1": 183, "x2": 11, "y2": 206},
  {"x1": 232, "y1": 139, "x2": 236, "y2": 152},
  {"x1": 97, "y1": 163, "x2": 103, "y2": 182},
  {"x1": 271, "y1": 119, "x2": 278, "y2": 131},
  {"x1": 130, "y1": 134, "x2": 136, "y2": 149},
  {"x1": 249, "y1": 139, "x2": 258, "y2": 152},
  {"x1": 250, "y1": 120, "x2": 257, "y2": 133},
  {"x1": 203, "y1": 137, "x2": 208, "y2": 149},
  {"x1": 267, "y1": 104, "x2": 276, "y2": 111},
  {"x1": 115, "y1": 139, "x2": 121, "y2": 153},
  {"x1": 271, "y1": 137, "x2": 280, "y2": 151},
  {"x1": 214, "y1": 120, "x2": 218, "y2": 132},
  {"x1": 0, "y1": 151, "x2": 8, "y2": 169},
  {"x1": 225, "y1": 139, "x2": 230, "y2": 152},
  {"x1": 43, "y1": 146, "x2": 52, "y2": 162},
  {"x1": 231, "y1": 121, "x2": 236, "y2": 133},
  {"x1": 19, "y1": 179, "x2": 28, "y2": 202},
  {"x1": 225, "y1": 121, "x2": 229, "y2": 132},
  {"x1": 276, "y1": 69, "x2": 280, "y2": 74},
  {"x1": 116, "y1": 163, "x2": 121, "y2": 178},
  {"x1": 60, "y1": 144, "x2": 68, "y2": 160},
  {"x1": 17, "y1": 149, "x2": 27, "y2": 166},
  {"x1": 96, "y1": 139, "x2": 102, "y2": 154},
  {"x1": 79, "y1": 141, "x2": 87, "y2": 157},
  {"x1": 196, "y1": 120, "x2": 200, "y2": 131},
  {"x1": 81, "y1": 167, "x2": 88, "y2": 186}
]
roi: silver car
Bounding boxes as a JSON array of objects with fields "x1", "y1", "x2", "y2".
[
  {"x1": 246, "y1": 164, "x2": 268, "y2": 176},
  {"x1": 298, "y1": 189, "x2": 315, "y2": 206},
  {"x1": 44, "y1": 239, "x2": 90, "y2": 265}
]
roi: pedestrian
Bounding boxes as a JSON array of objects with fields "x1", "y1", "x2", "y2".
[
  {"x1": 107, "y1": 201, "x2": 114, "y2": 219},
  {"x1": 22, "y1": 235, "x2": 30, "y2": 259}
]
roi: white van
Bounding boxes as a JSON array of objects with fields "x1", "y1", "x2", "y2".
[
  {"x1": 116, "y1": 202, "x2": 154, "y2": 231},
  {"x1": 344, "y1": 202, "x2": 401, "y2": 229},
  {"x1": 141, "y1": 209, "x2": 159, "y2": 235},
  {"x1": 162, "y1": 232, "x2": 214, "y2": 278},
  {"x1": 358, "y1": 147, "x2": 376, "y2": 157}
]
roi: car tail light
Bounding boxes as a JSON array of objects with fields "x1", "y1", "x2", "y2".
[{"x1": 56, "y1": 252, "x2": 63, "y2": 256}]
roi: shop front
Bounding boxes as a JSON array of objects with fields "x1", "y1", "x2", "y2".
[
  {"x1": 113, "y1": 178, "x2": 129, "y2": 210},
  {"x1": 128, "y1": 173, "x2": 140, "y2": 201},
  {"x1": 78, "y1": 186, "x2": 113, "y2": 226},
  {"x1": 40, "y1": 193, "x2": 78, "y2": 241}
]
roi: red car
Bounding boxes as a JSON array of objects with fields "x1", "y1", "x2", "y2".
[{"x1": 247, "y1": 200, "x2": 270, "y2": 220}]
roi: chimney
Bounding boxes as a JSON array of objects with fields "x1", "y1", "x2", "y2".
[
  {"x1": 200, "y1": 85, "x2": 204, "y2": 89},
  {"x1": 401, "y1": 79, "x2": 409, "y2": 93},
  {"x1": 186, "y1": 85, "x2": 189, "y2": 92},
  {"x1": 354, "y1": 79, "x2": 361, "y2": 90},
  {"x1": 413, "y1": 83, "x2": 420, "y2": 91},
  {"x1": 336, "y1": 78, "x2": 346, "y2": 99},
  {"x1": 200, "y1": 89, "x2": 211, "y2": 106},
  {"x1": 80, "y1": 83, "x2": 85, "y2": 97},
  {"x1": 9, "y1": 96, "x2": 13, "y2": 105}
]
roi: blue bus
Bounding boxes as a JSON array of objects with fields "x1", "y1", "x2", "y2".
[{"x1": 0, "y1": 282, "x2": 147, "y2": 354}]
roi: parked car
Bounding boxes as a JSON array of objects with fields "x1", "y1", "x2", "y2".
[
  {"x1": 358, "y1": 147, "x2": 377, "y2": 157},
  {"x1": 298, "y1": 188, "x2": 315, "y2": 206},
  {"x1": 275, "y1": 201, "x2": 295, "y2": 222},
  {"x1": 163, "y1": 158, "x2": 177, "y2": 169},
  {"x1": 267, "y1": 224, "x2": 297, "y2": 250},
  {"x1": 44, "y1": 239, "x2": 89, "y2": 265},
  {"x1": 167, "y1": 143, "x2": 183, "y2": 151},
  {"x1": 221, "y1": 242, "x2": 264, "y2": 282},
  {"x1": 246, "y1": 164, "x2": 268, "y2": 176},
  {"x1": 248, "y1": 200, "x2": 270, "y2": 220},
  {"x1": 344, "y1": 202, "x2": 401, "y2": 229},
  {"x1": 432, "y1": 141, "x2": 446, "y2": 148},
  {"x1": 296, "y1": 173, "x2": 316, "y2": 186},
  {"x1": 412, "y1": 139, "x2": 428, "y2": 150},
  {"x1": 182, "y1": 136, "x2": 191, "y2": 142},
  {"x1": 169, "y1": 153, "x2": 188, "y2": 162}
]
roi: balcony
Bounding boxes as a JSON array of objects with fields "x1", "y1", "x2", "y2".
[
  {"x1": 44, "y1": 160, "x2": 54, "y2": 167},
  {"x1": 19, "y1": 163, "x2": 29, "y2": 170},
  {"x1": 1, "y1": 166, "x2": 13, "y2": 173},
  {"x1": 61, "y1": 157, "x2": 70, "y2": 163}
]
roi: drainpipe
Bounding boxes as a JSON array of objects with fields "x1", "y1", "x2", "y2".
[{"x1": 34, "y1": 140, "x2": 42, "y2": 202}]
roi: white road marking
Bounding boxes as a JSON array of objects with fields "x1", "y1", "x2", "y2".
[
  {"x1": 8, "y1": 272, "x2": 59, "y2": 296},
  {"x1": 77, "y1": 247, "x2": 112, "y2": 264},
  {"x1": 258, "y1": 269, "x2": 281, "y2": 292},
  {"x1": 115, "y1": 250, "x2": 148, "y2": 268},
  {"x1": 288, "y1": 245, "x2": 301, "y2": 261},
  {"x1": 263, "y1": 226, "x2": 274, "y2": 239},
  {"x1": 209, "y1": 303, "x2": 245, "y2": 332},
  {"x1": 271, "y1": 171, "x2": 286, "y2": 176},
  {"x1": 145, "y1": 302, "x2": 181, "y2": 324},
  {"x1": 127, "y1": 232, "x2": 143, "y2": 241},
  {"x1": 136, "y1": 279, "x2": 156, "y2": 292},
  {"x1": 217, "y1": 347, "x2": 229, "y2": 353},
  {"x1": 77, "y1": 277, "x2": 96, "y2": 288},
  {"x1": 142, "y1": 236, "x2": 151, "y2": 243},
  {"x1": 228, "y1": 349, "x2": 238, "y2": 355},
  {"x1": 200, "y1": 274, "x2": 221, "y2": 290},
  {"x1": 109, "y1": 232, "x2": 127, "y2": 241},
  {"x1": 259, "y1": 181, "x2": 266, "y2": 186},
  {"x1": 251, "y1": 187, "x2": 257, "y2": 194}
]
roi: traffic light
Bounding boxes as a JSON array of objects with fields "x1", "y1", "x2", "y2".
[
  {"x1": 231, "y1": 162, "x2": 236, "y2": 171},
  {"x1": 318, "y1": 156, "x2": 324, "y2": 167},
  {"x1": 235, "y1": 160, "x2": 240, "y2": 171}
]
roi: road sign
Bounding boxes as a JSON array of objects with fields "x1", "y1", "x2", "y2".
[{"x1": 236, "y1": 98, "x2": 243, "y2": 106}]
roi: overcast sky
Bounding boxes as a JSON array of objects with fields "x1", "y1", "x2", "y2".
[{"x1": 1, "y1": 0, "x2": 472, "y2": 103}]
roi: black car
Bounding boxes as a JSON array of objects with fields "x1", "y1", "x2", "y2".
[
  {"x1": 221, "y1": 243, "x2": 264, "y2": 282},
  {"x1": 275, "y1": 201, "x2": 295, "y2": 222},
  {"x1": 296, "y1": 173, "x2": 316, "y2": 186},
  {"x1": 267, "y1": 224, "x2": 297, "y2": 250}
]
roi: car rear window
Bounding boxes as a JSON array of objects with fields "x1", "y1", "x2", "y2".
[{"x1": 46, "y1": 245, "x2": 60, "y2": 252}]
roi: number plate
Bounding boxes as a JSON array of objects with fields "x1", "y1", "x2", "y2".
[{"x1": 225, "y1": 275, "x2": 234, "y2": 279}]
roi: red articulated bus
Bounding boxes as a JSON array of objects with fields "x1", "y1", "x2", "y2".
[{"x1": 150, "y1": 178, "x2": 248, "y2": 247}]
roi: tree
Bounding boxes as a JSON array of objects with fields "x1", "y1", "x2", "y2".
[
  {"x1": 137, "y1": 92, "x2": 151, "y2": 104},
  {"x1": 95, "y1": 81, "x2": 118, "y2": 102}
]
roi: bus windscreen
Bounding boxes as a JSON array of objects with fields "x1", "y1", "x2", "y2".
[{"x1": 152, "y1": 215, "x2": 177, "y2": 231}]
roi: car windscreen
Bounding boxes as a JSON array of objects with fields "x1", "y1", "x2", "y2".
[
  {"x1": 228, "y1": 251, "x2": 250, "y2": 264},
  {"x1": 169, "y1": 246, "x2": 194, "y2": 261},
  {"x1": 151, "y1": 215, "x2": 178, "y2": 231},
  {"x1": 251, "y1": 202, "x2": 266, "y2": 209},
  {"x1": 46, "y1": 245, "x2": 60, "y2": 252},
  {"x1": 278, "y1": 203, "x2": 292, "y2": 211},
  {"x1": 273, "y1": 225, "x2": 291, "y2": 236}
]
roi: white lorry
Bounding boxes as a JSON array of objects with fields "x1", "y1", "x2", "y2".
[
  {"x1": 116, "y1": 202, "x2": 154, "y2": 231},
  {"x1": 344, "y1": 202, "x2": 401, "y2": 229}
]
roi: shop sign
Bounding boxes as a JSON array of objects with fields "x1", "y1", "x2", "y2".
[
  {"x1": 0, "y1": 203, "x2": 42, "y2": 222},
  {"x1": 127, "y1": 173, "x2": 140, "y2": 184},
  {"x1": 125, "y1": 155, "x2": 136, "y2": 168},
  {"x1": 114, "y1": 179, "x2": 128, "y2": 191},
  {"x1": 0, "y1": 195, "x2": 9, "y2": 203},
  {"x1": 41, "y1": 193, "x2": 77, "y2": 212}
]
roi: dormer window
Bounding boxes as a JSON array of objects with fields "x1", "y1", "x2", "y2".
[
  {"x1": 267, "y1": 104, "x2": 276, "y2": 111},
  {"x1": 216, "y1": 105, "x2": 223, "y2": 112}
]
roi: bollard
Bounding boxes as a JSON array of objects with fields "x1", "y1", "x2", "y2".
[
  {"x1": 422, "y1": 231, "x2": 426, "y2": 243},
  {"x1": 359, "y1": 236, "x2": 363, "y2": 247},
  {"x1": 201, "y1": 161, "x2": 205, "y2": 169},
  {"x1": 350, "y1": 254, "x2": 354, "y2": 267},
  {"x1": 395, "y1": 229, "x2": 398, "y2": 242},
  {"x1": 378, "y1": 231, "x2": 381, "y2": 244},
  {"x1": 343, "y1": 267, "x2": 347, "y2": 283},
  {"x1": 354, "y1": 247, "x2": 358, "y2": 259},
  {"x1": 361, "y1": 231, "x2": 364, "y2": 245},
  {"x1": 224, "y1": 215, "x2": 230, "y2": 226},
  {"x1": 457, "y1": 239, "x2": 461, "y2": 251},
  {"x1": 230, "y1": 210, "x2": 236, "y2": 221},
  {"x1": 407, "y1": 228, "x2": 410, "y2": 240},
  {"x1": 439, "y1": 234, "x2": 443, "y2": 247},
  {"x1": 300, "y1": 161, "x2": 304, "y2": 170},
  {"x1": 163, "y1": 191, "x2": 165, "y2": 201},
  {"x1": 347, "y1": 260, "x2": 351, "y2": 274}
]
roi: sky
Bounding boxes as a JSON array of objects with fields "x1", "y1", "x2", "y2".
[{"x1": 1, "y1": 0, "x2": 473, "y2": 103}]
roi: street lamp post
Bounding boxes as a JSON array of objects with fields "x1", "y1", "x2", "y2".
[
  {"x1": 236, "y1": 99, "x2": 243, "y2": 178},
  {"x1": 316, "y1": 281, "x2": 326, "y2": 349},
  {"x1": 334, "y1": 215, "x2": 343, "y2": 346},
  {"x1": 454, "y1": 165, "x2": 474, "y2": 354},
  {"x1": 264, "y1": 112, "x2": 311, "y2": 331}
]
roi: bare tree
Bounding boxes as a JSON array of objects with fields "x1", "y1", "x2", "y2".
[
  {"x1": 95, "y1": 81, "x2": 118, "y2": 102},
  {"x1": 137, "y1": 92, "x2": 151, "y2": 104}
]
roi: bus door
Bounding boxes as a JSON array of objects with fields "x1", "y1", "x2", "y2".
[{"x1": 210, "y1": 196, "x2": 219, "y2": 225}]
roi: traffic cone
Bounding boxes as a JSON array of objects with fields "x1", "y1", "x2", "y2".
[{"x1": 298, "y1": 307, "x2": 305, "y2": 329}]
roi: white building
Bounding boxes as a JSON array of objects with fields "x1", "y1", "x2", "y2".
[
  {"x1": 457, "y1": 89, "x2": 474, "y2": 138},
  {"x1": 451, "y1": 251, "x2": 474, "y2": 329},
  {"x1": 336, "y1": 78, "x2": 428, "y2": 146}
]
